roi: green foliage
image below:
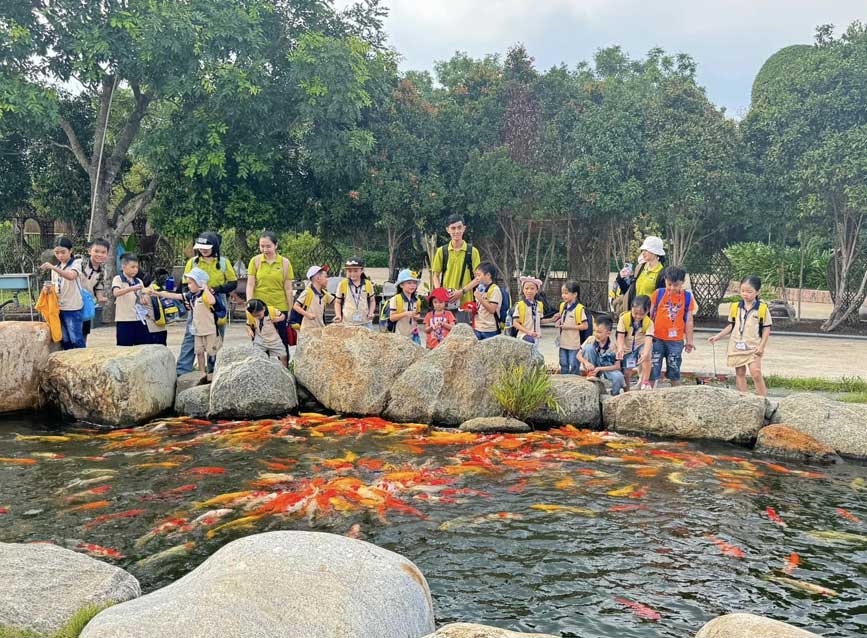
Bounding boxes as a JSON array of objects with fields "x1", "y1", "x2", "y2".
[
  {"x1": 491, "y1": 364, "x2": 561, "y2": 421},
  {"x1": 751, "y1": 45, "x2": 814, "y2": 105},
  {"x1": 0, "y1": 603, "x2": 108, "y2": 638},
  {"x1": 838, "y1": 392, "x2": 867, "y2": 404},
  {"x1": 763, "y1": 375, "x2": 867, "y2": 393},
  {"x1": 724, "y1": 241, "x2": 830, "y2": 290}
]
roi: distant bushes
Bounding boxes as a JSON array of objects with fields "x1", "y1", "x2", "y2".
[{"x1": 724, "y1": 241, "x2": 830, "y2": 290}]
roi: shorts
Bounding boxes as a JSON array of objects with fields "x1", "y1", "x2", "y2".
[
  {"x1": 116, "y1": 320, "x2": 151, "y2": 347},
  {"x1": 474, "y1": 330, "x2": 499, "y2": 341},
  {"x1": 195, "y1": 334, "x2": 220, "y2": 356},
  {"x1": 255, "y1": 340, "x2": 286, "y2": 359},
  {"x1": 651, "y1": 339, "x2": 684, "y2": 382},
  {"x1": 150, "y1": 331, "x2": 168, "y2": 346},
  {"x1": 621, "y1": 344, "x2": 645, "y2": 371}
]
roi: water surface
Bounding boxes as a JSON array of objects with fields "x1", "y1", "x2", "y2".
[{"x1": 0, "y1": 414, "x2": 865, "y2": 637}]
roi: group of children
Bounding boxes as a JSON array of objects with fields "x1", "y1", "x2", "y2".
[{"x1": 100, "y1": 243, "x2": 770, "y2": 395}]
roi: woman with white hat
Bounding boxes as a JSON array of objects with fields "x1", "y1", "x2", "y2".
[{"x1": 614, "y1": 236, "x2": 667, "y2": 313}]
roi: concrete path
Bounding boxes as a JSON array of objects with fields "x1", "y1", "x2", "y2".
[{"x1": 85, "y1": 321, "x2": 867, "y2": 381}]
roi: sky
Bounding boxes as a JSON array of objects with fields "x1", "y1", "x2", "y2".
[{"x1": 336, "y1": 0, "x2": 865, "y2": 118}]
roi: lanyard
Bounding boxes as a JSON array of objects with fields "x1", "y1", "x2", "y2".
[
  {"x1": 665, "y1": 292, "x2": 683, "y2": 322},
  {"x1": 524, "y1": 299, "x2": 538, "y2": 331},
  {"x1": 631, "y1": 317, "x2": 642, "y2": 352},
  {"x1": 402, "y1": 293, "x2": 417, "y2": 327},
  {"x1": 738, "y1": 301, "x2": 757, "y2": 340},
  {"x1": 560, "y1": 301, "x2": 577, "y2": 337},
  {"x1": 349, "y1": 280, "x2": 365, "y2": 309}
]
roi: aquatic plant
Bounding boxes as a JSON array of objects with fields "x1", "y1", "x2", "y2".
[{"x1": 491, "y1": 364, "x2": 561, "y2": 421}]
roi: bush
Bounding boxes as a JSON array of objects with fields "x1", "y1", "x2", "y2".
[
  {"x1": 491, "y1": 363, "x2": 561, "y2": 421},
  {"x1": 724, "y1": 241, "x2": 830, "y2": 290}
]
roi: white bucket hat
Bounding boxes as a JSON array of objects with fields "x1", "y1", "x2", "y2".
[{"x1": 639, "y1": 236, "x2": 665, "y2": 256}]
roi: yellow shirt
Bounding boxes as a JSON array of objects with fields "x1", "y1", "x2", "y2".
[
  {"x1": 183, "y1": 256, "x2": 238, "y2": 291},
  {"x1": 475, "y1": 284, "x2": 502, "y2": 333},
  {"x1": 431, "y1": 241, "x2": 481, "y2": 305},
  {"x1": 634, "y1": 261, "x2": 664, "y2": 298},
  {"x1": 388, "y1": 294, "x2": 420, "y2": 338},
  {"x1": 247, "y1": 254, "x2": 294, "y2": 311}
]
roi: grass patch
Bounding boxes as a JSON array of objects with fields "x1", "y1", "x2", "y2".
[
  {"x1": 0, "y1": 604, "x2": 108, "y2": 638},
  {"x1": 492, "y1": 364, "x2": 561, "y2": 421},
  {"x1": 837, "y1": 392, "x2": 867, "y2": 404},
  {"x1": 763, "y1": 375, "x2": 867, "y2": 393}
]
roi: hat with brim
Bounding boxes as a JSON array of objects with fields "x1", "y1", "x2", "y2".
[
  {"x1": 395, "y1": 269, "x2": 421, "y2": 286},
  {"x1": 639, "y1": 236, "x2": 665, "y2": 256},
  {"x1": 519, "y1": 276, "x2": 543, "y2": 290},
  {"x1": 306, "y1": 265, "x2": 329, "y2": 280},
  {"x1": 193, "y1": 233, "x2": 218, "y2": 251},
  {"x1": 186, "y1": 267, "x2": 210, "y2": 287},
  {"x1": 428, "y1": 287, "x2": 450, "y2": 304},
  {"x1": 344, "y1": 257, "x2": 365, "y2": 268}
]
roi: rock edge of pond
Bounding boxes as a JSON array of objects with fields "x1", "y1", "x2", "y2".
[
  {"x1": 0, "y1": 533, "x2": 822, "y2": 638},
  {"x1": 2, "y1": 321, "x2": 864, "y2": 461}
]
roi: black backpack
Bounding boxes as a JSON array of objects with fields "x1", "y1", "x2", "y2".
[{"x1": 439, "y1": 242, "x2": 474, "y2": 290}]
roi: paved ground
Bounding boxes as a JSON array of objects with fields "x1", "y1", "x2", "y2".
[{"x1": 85, "y1": 320, "x2": 867, "y2": 380}]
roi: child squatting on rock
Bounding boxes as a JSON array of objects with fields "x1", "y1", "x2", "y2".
[
  {"x1": 245, "y1": 298, "x2": 289, "y2": 368},
  {"x1": 708, "y1": 275, "x2": 772, "y2": 397}
]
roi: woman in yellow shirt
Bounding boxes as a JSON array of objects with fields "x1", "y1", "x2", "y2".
[
  {"x1": 634, "y1": 236, "x2": 666, "y2": 297},
  {"x1": 246, "y1": 231, "x2": 295, "y2": 350}
]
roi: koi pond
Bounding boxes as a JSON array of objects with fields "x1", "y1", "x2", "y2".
[{"x1": 0, "y1": 413, "x2": 865, "y2": 637}]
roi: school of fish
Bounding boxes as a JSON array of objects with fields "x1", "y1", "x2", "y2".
[{"x1": 1, "y1": 412, "x2": 864, "y2": 623}]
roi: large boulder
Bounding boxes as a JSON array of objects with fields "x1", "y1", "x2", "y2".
[
  {"x1": 529, "y1": 376, "x2": 602, "y2": 428},
  {"x1": 41, "y1": 346, "x2": 175, "y2": 426},
  {"x1": 602, "y1": 385, "x2": 767, "y2": 443},
  {"x1": 80, "y1": 531, "x2": 435, "y2": 638},
  {"x1": 755, "y1": 424, "x2": 839, "y2": 463},
  {"x1": 208, "y1": 344, "x2": 297, "y2": 419},
  {"x1": 424, "y1": 624, "x2": 559, "y2": 638},
  {"x1": 0, "y1": 542, "x2": 140, "y2": 636},
  {"x1": 294, "y1": 325, "x2": 425, "y2": 416},
  {"x1": 385, "y1": 326, "x2": 545, "y2": 425},
  {"x1": 771, "y1": 393, "x2": 867, "y2": 458},
  {"x1": 0, "y1": 321, "x2": 57, "y2": 413},
  {"x1": 175, "y1": 384, "x2": 211, "y2": 419},
  {"x1": 696, "y1": 613, "x2": 820, "y2": 638}
]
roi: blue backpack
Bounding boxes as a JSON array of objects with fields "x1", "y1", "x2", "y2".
[{"x1": 496, "y1": 285, "x2": 511, "y2": 334}]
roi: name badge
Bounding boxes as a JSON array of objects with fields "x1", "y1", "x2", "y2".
[
  {"x1": 735, "y1": 341, "x2": 748, "y2": 351},
  {"x1": 351, "y1": 311, "x2": 363, "y2": 323},
  {"x1": 554, "y1": 336, "x2": 561, "y2": 349},
  {"x1": 668, "y1": 329, "x2": 678, "y2": 338},
  {"x1": 625, "y1": 354, "x2": 638, "y2": 369}
]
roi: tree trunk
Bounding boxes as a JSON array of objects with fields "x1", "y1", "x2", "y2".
[
  {"x1": 821, "y1": 205, "x2": 866, "y2": 331},
  {"x1": 797, "y1": 232, "x2": 806, "y2": 322}
]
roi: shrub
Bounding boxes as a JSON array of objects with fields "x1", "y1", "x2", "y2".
[
  {"x1": 724, "y1": 241, "x2": 830, "y2": 290},
  {"x1": 491, "y1": 363, "x2": 561, "y2": 421}
]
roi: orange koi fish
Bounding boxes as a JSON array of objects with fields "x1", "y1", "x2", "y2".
[
  {"x1": 607, "y1": 484, "x2": 636, "y2": 497},
  {"x1": 705, "y1": 534, "x2": 745, "y2": 559},
  {"x1": 783, "y1": 552, "x2": 800, "y2": 574},
  {"x1": 507, "y1": 479, "x2": 528, "y2": 494},
  {"x1": 836, "y1": 507, "x2": 861, "y2": 524},
  {"x1": 141, "y1": 484, "x2": 197, "y2": 501},
  {"x1": 766, "y1": 507, "x2": 786, "y2": 526},
  {"x1": 0, "y1": 457, "x2": 38, "y2": 465},
  {"x1": 608, "y1": 504, "x2": 647, "y2": 513},
  {"x1": 135, "y1": 462, "x2": 180, "y2": 469},
  {"x1": 0, "y1": 507, "x2": 9, "y2": 514},
  {"x1": 614, "y1": 597, "x2": 661, "y2": 622},
  {"x1": 185, "y1": 467, "x2": 226, "y2": 476},
  {"x1": 64, "y1": 500, "x2": 111, "y2": 513},
  {"x1": 77, "y1": 543, "x2": 125, "y2": 560}
]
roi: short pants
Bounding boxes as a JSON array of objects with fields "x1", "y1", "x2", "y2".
[
  {"x1": 651, "y1": 338, "x2": 684, "y2": 382},
  {"x1": 255, "y1": 339, "x2": 287, "y2": 359},
  {"x1": 194, "y1": 334, "x2": 220, "y2": 357}
]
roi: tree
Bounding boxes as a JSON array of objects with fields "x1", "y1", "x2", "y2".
[
  {"x1": 2, "y1": 0, "x2": 389, "y2": 312},
  {"x1": 743, "y1": 21, "x2": 867, "y2": 330}
]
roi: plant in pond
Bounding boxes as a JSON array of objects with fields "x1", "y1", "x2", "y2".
[
  {"x1": 491, "y1": 364, "x2": 561, "y2": 421},
  {"x1": 0, "y1": 603, "x2": 108, "y2": 638}
]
